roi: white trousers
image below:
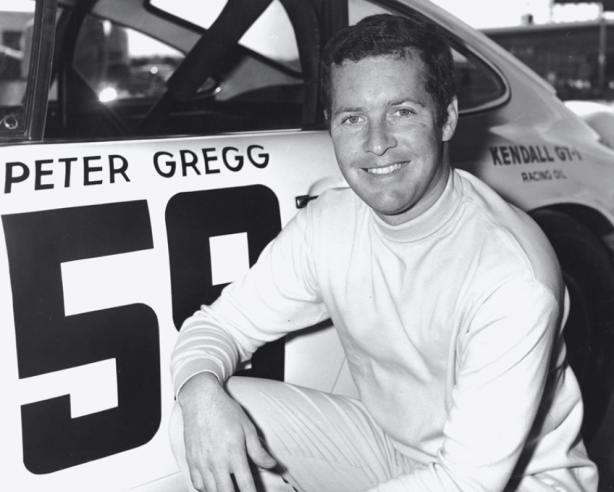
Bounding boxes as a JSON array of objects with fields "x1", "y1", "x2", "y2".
[{"x1": 169, "y1": 376, "x2": 419, "y2": 492}]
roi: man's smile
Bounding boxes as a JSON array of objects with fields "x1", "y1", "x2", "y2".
[{"x1": 364, "y1": 162, "x2": 409, "y2": 175}]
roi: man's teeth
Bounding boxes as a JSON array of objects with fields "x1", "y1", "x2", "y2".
[{"x1": 367, "y1": 162, "x2": 408, "y2": 175}]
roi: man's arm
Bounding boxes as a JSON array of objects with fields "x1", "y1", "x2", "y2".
[
  {"x1": 170, "y1": 207, "x2": 329, "y2": 492},
  {"x1": 171, "y1": 204, "x2": 328, "y2": 395},
  {"x1": 368, "y1": 280, "x2": 576, "y2": 492}
]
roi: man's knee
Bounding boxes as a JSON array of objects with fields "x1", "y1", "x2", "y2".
[
  {"x1": 226, "y1": 376, "x2": 278, "y2": 404},
  {"x1": 225, "y1": 376, "x2": 301, "y2": 431}
]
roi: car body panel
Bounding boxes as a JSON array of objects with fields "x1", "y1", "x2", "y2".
[
  {"x1": 0, "y1": 130, "x2": 348, "y2": 490},
  {"x1": 566, "y1": 100, "x2": 614, "y2": 150}
]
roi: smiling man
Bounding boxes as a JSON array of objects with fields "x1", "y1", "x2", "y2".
[
  {"x1": 327, "y1": 54, "x2": 455, "y2": 225},
  {"x1": 169, "y1": 14, "x2": 597, "y2": 492}
]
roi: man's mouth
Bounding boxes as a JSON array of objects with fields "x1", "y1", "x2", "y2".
[{"x1": 365, "y1": 162, "x2": 409, "y2": 175}]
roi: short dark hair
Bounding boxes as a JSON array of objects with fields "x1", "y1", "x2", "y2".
[{"x1": 320, "y1": 14, "x2": 458, "y2": 127}]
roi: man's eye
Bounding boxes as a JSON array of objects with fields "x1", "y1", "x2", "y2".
[
  {"x1": 394, "y1": 108, "x2": 415, "y2": 117},
  {"x1": 342, "y1": 115, "x2": 361, "y2": 125}
]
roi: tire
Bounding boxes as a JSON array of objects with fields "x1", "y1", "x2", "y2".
[{"x1": 532, "y1": 209, "x2": 614, "y2": 444}]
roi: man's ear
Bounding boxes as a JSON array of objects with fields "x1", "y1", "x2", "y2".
[
  {"x1": 324, "y1": 110, "x2": 332, "y2": 134},
  {"x1": 442, "y1": 97, "x2": 458, "y2": 142}
]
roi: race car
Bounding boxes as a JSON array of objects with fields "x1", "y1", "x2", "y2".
[{"x1": 1, "y1": 0, "x2": 614, "y2": 490}]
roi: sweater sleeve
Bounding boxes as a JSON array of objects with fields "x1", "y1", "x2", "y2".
[
  {"x1": 368, "y1": 280, "x2": 564, "y2": 492},
  {"x1": 170, "y1": 206, "x2": 330, "y2": 397}
]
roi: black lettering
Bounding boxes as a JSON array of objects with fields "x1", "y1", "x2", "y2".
[
  {"x1": 521, "y1": 170, "x2": 555, "y2": 182},
  {"x1": 166, "y1": 185, "x2": 283, "y2": 381},
  {"x1": 247, "y1": 145, "x2": 269, "y2": 169},
  {"x1": 59, "y1": 157, "x2": 77, "y2": 188},
  {"x1": 83, "y1": 156, "x2": 103, "y2": 186},
  {"x1": 153, "y1": 151, "x2": 176, "y2": 178},
  {"x1": 2, "y1": 202, "x2": 160, "y2": 473},
  {"x1": 544, "y1": 147, "x2": 555, "y2": 162},
  {"x1": 222, "y1": 147, "x2": 244, "y2": 172},
  {"x1": 520, "y1": 146, "x2": 531, "y2": 163},
  {"x1": 536, "y1": 147, "x2": 547, "y2": 163},
  {"x1": 109, "y1": 155, "x2": 130, "y2": 183},
  {"x1": 529, "y1": 146, "x2": 540, "y2": 163},
  {"x1": 500, "y1": 147, "x2": 511, "y2": 165},
  {"x1": 490, "y1": 147, "x2": 502, "y2": 165},
  {"x1": 509, "y1": 146, "x2": 521, "y2": 164},
  {"x1": 554, "y1": 169, "x2": 568, "y2": 179},
  {"x1": 4, "y1": 162, "x2": 30, "y2": 193},
  {"x1": 537, "y1": 171, "x2": 552, "y2": 181},
  {"x1": 555, "y1": 146, "x2": 575, "y2": 161},
  {"x1": 180, "y1": 150, "x2": 200, "y2": 177},
  {"x1": 202, "y1": 148, "x2": 220, "y2": 174},
  {"x1": 34, "y1": 160, "x2": 54, "y2": 191}
]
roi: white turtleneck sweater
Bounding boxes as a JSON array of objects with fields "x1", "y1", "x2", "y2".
[{"x1": 171, "y1": 169, "x2": 597, "y2": 492}]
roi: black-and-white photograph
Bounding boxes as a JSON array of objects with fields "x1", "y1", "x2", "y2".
[{"x1": 1, "y1": 0, "x2": 613, "y2": 491}]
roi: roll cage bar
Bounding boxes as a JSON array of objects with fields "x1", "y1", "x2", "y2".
[{"x1": 141, "y1": 0, "x2": 341, "y2": 132}]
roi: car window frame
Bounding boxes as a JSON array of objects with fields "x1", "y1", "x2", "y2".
[{"x1": 0, "y1": 0, "x2": 56, "y2": 144}]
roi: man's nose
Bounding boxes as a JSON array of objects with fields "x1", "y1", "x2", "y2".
[{"x1": 363, "y1": 119, "x2": 397, "y2": 155}]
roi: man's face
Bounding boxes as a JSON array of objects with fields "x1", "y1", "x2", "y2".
[{"x1": 329, "y1": 54, "x2": 458, "y2": 226}]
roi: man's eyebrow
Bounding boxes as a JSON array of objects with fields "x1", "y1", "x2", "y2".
[
  {"x1": 334, "y1": 98, "x2": 426, "y2": 116},
  {"x1": 389, "y1": 97, "x2": 426, "y2": 107},
  {"x1": 333, "y1": 106, "x2": 364, "y2": 117}
]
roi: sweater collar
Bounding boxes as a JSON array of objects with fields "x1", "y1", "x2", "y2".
[{"x1": 368, "y1": 169, "x2": 461, "y2": 243}]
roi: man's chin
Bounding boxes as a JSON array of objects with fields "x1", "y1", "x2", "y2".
[{"x1": 370, "y1": 204, "x2": 415, "y2": 223}]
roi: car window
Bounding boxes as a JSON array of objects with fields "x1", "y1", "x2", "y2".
[
  {"x1": 73, "y1": 16, "x2": 183, "y2": 104},
  {"x1": 348, "y1": 0, "x2": 507, "y2": 113},
  {"x1": 0, "y1": 0, "x2": 36, "y2": 135},
  {"x1": 147, "y1": 0, "x2": 305, "y2": 121},
  {"x1": 150, "y1": 0, "x2": 300, "y2": 74},
  {"x1": 49, "y1": 0, "x2": 307, "y2": 139}
]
